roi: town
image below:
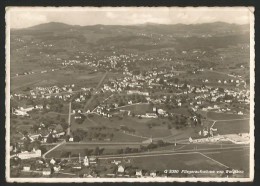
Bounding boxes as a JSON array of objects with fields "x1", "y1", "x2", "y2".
[{"x1": 9, "y1": 21, "x2": 251, "y2": 179}]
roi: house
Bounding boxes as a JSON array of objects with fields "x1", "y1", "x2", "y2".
[
  {"x1": 50, "y1": 158, "x2": 56, "y2": 165},
  {"x1": 83, "y1": 156, "x2": 89, "y2": 166},
  {"x1": 238, "y1": 111, "x2": 244, "y2": 115},
  {"x1": 35, "y1": 105, "x2": 44, "y2": 110},
  {"x1": 20, "y1": 105, "x2": 35, "y2": 112},
  {"x1": 42, "y1": 168, "x2": 51, "y2": 176},
  {"x1": 23, "y1": 164, "x2": 31, "y2": 171},
  {"x1": 150, "y1": 170, "x2": 157, "y2": 177},
  {"x1": 17, "y1": 149, "x2": 41, "y2": 159},
  {"x1": 89, "y1": 156, "x2": 97, "y2": 164},
  {"x1": 111, "y1": 160, "x2": 121, "y2": 165},
  {"x1": 118, "y1": 165, "x2": 125, "y2": 173},
  {"x1": 157, "y1": 109, "x2": 166, "y2": 115},
  {"x1": 69, "y1": 137, "x2": 74, "y2": 142},
  {"x1": 72, "y1": 163, "x2": 82, "y2": 169},
  {"x1": 13, "y1": 109, "x2": 29, "y2": 116},
  {"x1": 53, "y1": 165, "x2": 61, "y2": 172},
  {"x1": 142, "y1": 113, "x2": 158, "y2": 118},
  {"x1": 136, "y1": 169, "x2": 143, "y2": 177}
]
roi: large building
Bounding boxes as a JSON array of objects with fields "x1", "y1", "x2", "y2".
[{"x1": 17, "y1": 149, "x2": 41, "y2": 159}]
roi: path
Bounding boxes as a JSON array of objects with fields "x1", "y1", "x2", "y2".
[
  {"x1": 96, "y1": 145, "x2": 249, "y2": 160},
  {"x1": 83, "y1": 71, "x2": 108, "y2": 111},
  {"x1": 42, "y1": 140, "x2": 66, "y2": 159}
]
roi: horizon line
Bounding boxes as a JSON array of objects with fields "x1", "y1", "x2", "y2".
[{"x1": 10, "y1": 21, "x2": 249, "y2": 30}]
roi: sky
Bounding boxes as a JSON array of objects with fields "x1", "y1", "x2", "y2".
[{"x1": 7, "y1": 7, "x2": 253, "y2": 29}]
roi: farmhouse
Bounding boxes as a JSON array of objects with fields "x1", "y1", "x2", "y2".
[
  {"x1": 127, "y1": 90, "x2": 149, "y2": 96},
  {"x1": 17, "y1": 149, "x2": 42, "y2": 159},
  {"x1": 142, "y1": 113, "x2": 158, "y2": 118},
  {"x1": 117, "y1": 165, "x2": 125, "y2": 173},
  {"x1": 136, "y1": 169, "x2": 143, "y2": 177},
  {"x1": 42, "y1": 168, "x2": 51, "y2": 176},
  {"x1": 53, "y1": 165, "x2": 61, "y2": 172},
  {"x1": 150, "y1": 170, "x2": 157, "y2": 177},
  {"x1": 23, "y1": 164, "x2": 31, "y2": 171}
]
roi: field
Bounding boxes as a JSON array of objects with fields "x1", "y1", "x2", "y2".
[
  {"x1": 72, "y1": 115, "x2": 173, "y2": 138},
  {"x1": 116, "y1": 103, "x2": 152, "y2": 115},
  {"x1": 10, "y1": 69, "x2": 105, "y2": 92},
  {"x1": 207, "y1": 147, "x2": 250, "y2": 176},
  {"x1": 213, "y1": 119, "x2": 250, "y2": 135},
  {"x1": 111, "y1": 132, "x2": 146, "y2": 142},
  {"x1": 130, "y1": 152, "x2": 226, "y2": 175},
  {"x1": 45, "y1": 142, "x2": 143, "y2": 158},
  {"x1": 206, "y1": 112, "x2": 248, "y2": 120}
]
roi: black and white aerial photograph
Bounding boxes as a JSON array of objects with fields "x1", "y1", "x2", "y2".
[{"x1": 5, "y1": 7, "x2": 254, "y2": 182}]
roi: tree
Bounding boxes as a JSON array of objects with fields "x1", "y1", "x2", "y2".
[
  {"x1": 159, "y1": 78, "x2": 164, "y2": 85},
  {"x1": 94, "y1": 146, "x2": 100, "y2": 155},
  {"x1": 218, "y1": 87, "x2": 224, "y2": 93},
  {"x1": 39, "y1": 145, "x2": 47, "y2": 154},
  {"x1": 46, "y1": 134, "x2": 54, "y2": 143},
  {"x1": 32, "y1": 124, "x2": 39, "y2": 132},
  {"x1": 73, "y1": 135, "x2": 81, "y2": 142},
  {"x1": 117, "y1": 149, "x2": 123, "y2": 154},
  {"x1": 125, "y1": 147, "x2": 131, "y2": 154},
  {"x1": 157, "y1": 140, "x2": 165, "y2": 147}
]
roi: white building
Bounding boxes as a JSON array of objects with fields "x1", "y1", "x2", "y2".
[
  {"x1": 83, "y1": 156, "x2": 89, "y2": 166},
  {"x1": 17, "y1": 149, "x2": 41, "y2": 159},
  {"x1": 136, "y1": 169, "x2": 143, "y2": 177},
  {"x1": 23, "y1": 165, "x2": 31, "y2": 171},
  {"x1": 118, "y1": 165, "x2": 125, "y2": 173},
  {"x1": 42, "y1": 168, "x2": 51, "y2": 176}
]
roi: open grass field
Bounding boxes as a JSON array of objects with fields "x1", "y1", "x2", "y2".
[
  {"x1": 10, "y1": 68, "x2": 105, "y2": 91},
  {"x1": 206, "y1": 147, "x2": 249, "y2": 176},
  {"x1": 116, "y1": 103, "x2": 152, "y2": 115},
  {"x1": 206, "y1": 112, "x2": 248, "y2": 120},
  {"x1": 111, "y1": 132, "x2": 145, "y2": 142},
  {"x1": 45, "y1": 142, "x2": 143, "y2": 158},
  {"x1": 71, "y1": 113, "x2": 205, "y2": 141},
  {"x1": 182, "y1": 70, "x2": 232, "y2": 81},
  {"x1": 130, "y1": 152, "x2": 226, "y2": 174},
  {"x1": 76, "y1": 115, "x2": 172, "y2": 138},
  {"x1": 213, "y1": 119, "x2": 250, "y2": 135}
]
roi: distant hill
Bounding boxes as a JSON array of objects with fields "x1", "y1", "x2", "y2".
[
  {"x1": 25, "y1": 22, "x2": 80, "y2": 31},
  {"x1": 12, "y1": 21, "x2": 249, "y2": 34},
  {"x1": 10, "y1": 21, "x2": 250, "y2": 53}
]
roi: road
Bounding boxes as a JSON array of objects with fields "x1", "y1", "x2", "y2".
[
  {"x1": 83, "y1": 71, "x2": 108, "y2": 111},
  {"x1": 59, "y1": 141, "x2": 144, "y2": 145},
  {"x1": 91, "y1": 93, "x2": 114, "y2": 113},
  {"x1": 96, "y1": 144, "x2": 249, "y2": 160},
  {"x1": 42, "y1": 140, "x2": 66, "y2": 159}
]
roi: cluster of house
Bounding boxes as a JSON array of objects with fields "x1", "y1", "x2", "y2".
[
  {"x1": 62, "y1": 59, "x2": 81, "y2": 66},
  {"x1": 14, "y1": 153, "x2": 168, "y2": 178},
  {"x1": 16, "y1": 155, "x2": 96, "y2": 177},
  {"x1": 81, "y1": 53, "x2": 137, "y2": 71},
  {"x1": 11, "y1": 123, "x2": 66, "y2": 153},
  {"x1": 115, "y1": 162, "x2": 158, "y2": 178},
  {"x1": 189, "y1": 133, "x2": 250, "y2": 144},
  {"x1": 102, "y1": 79, "x2": 249, "y2": 117}
]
